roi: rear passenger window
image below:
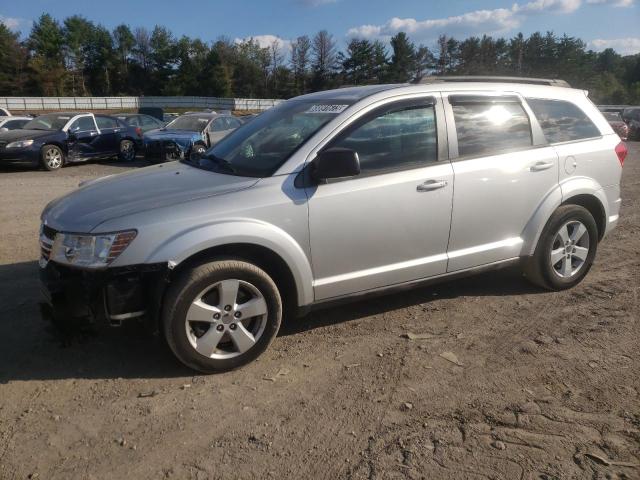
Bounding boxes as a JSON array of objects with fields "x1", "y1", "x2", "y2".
[
  {"x1": 451, "y1": 98, "x2": 532, "y2": 158},
  {"x1": 526, "y1": 98, "x2": 600, "y2": 144},
  {"x1": 330, "y1": 102, "x2": 437, "y2": 175},
  {"x1": 95, "y1": 116, "x2": 118, "y2": 130}
]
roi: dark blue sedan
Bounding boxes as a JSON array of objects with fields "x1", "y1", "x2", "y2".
[{"x1": 0, "y1": 113, "x2": 142, "y2": 171}]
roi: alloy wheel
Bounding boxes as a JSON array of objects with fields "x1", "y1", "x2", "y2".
[
  {"x1": 184, "y1": 279, "x2": 268, "y2": 359},
  {"x1": 45, "y1": 148, "x2": 62, "y2": 169},
  {"x1": 550, "y1": 220, "x2": 590, "y2": 278},
  {"x1": 120, "y1": 140, "x2": 135, "y2": 161}
]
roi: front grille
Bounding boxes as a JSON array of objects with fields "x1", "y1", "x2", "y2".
[{"x1": 40, "y1": 224, "x2": 57, "y2": 263}]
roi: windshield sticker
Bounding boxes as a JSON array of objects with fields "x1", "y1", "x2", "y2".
[
  {"x1": 306, "y1": 104, "x2": 349, "y2": 114},
  {"x1": 198, "y1": 118, "x2": 209, "y2": 122},
  {"x1": 58, "y1": 116, "x2": 70, "y2": 120}
]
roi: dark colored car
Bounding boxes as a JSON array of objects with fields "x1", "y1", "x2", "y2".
[
  {"x1": 622, "y1": 107, "x2": 640, "y2": 140},
  {"x1": 115, "y1": 113, "x2": 166, "y2": 134},
  {"x1": 143, "y1": 113, "x2": 242, "y2": 163},
  {"x1": 0, "y1": 116, "x2": 31, "y2": 132},
  {"x1": 603, "y1": 112, "x2": 629, "y2": 141},
  {"x1": 0, "y1": 112, "x2": 142, "y2": 171}
]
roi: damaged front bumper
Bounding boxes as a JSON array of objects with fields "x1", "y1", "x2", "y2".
[{"x1": 39, "y1": 260, "x2": 167, "y2": 329}]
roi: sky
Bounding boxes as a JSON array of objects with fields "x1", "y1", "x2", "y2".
[{"x1": 1, "y1": 0, "x2": 639, "y2": 55}]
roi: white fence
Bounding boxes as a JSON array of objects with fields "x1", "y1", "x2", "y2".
[{"x1": 0, "y1": 96, "x2": 282, "y2": 112}]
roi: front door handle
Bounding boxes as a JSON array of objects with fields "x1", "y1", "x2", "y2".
[
  {"x1": 417, "y1": 179, "x2": 448, "y2": 192},
  {"x1": 529, "y1": 161, "x2": 554, "y2": 172},
  {"x1": 89, "y1": 131, "x2": 98, "y2": 136}
]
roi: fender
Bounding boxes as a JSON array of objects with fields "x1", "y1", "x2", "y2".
[
  {"x1": 520, "y1": 176, "x2": 608, "y2": 256},
  {"x1": 143, "y1": 219, "x2": 315, "y2": 307}
]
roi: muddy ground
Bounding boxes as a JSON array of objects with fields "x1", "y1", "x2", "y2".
[{"x1": 0, "y1": 146, "x2": 638, "y2": 480}]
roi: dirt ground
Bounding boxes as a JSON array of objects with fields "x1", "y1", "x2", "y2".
[{"x1": 0, "y1": 146, "x2": 638, "y2": 480}]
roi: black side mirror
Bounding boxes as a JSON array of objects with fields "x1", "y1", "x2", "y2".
[{"x1": 312, "y1": 148, "x2": 360, "y2": 181}]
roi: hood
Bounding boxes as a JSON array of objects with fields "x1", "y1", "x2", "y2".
[
  {"x1": 42, "y1": 161, "x2": 259, "y2": 232},
  {"x1": 0, "y1": 129, "x2": 57, "y2": 142},
  {"x1": 144, "y1": 129, "x2": 202, "y2": 145}
]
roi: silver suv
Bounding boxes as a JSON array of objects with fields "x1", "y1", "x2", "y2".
[{"x1": 39, "y1": 79, "x2": 626, "y2": 373}]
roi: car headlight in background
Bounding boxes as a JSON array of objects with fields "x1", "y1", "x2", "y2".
[
  {"x1": 50, "y1": 230, "x2": 137, "y2": 268},
  {"x1": 6, "y1": 139, "x2": 34, "y2": 148}
]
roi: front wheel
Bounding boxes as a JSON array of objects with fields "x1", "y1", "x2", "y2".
[
  {"x1": 189, "y1": 144, "x2": 207, "y2": 161},
  {"x1": 523, "y1": 205, "x2": 598, "y2": 290},
  {"x1": 162, "y1": 260, "x2": 282, "y2": 373},
  {"x1": 118, "y1": 139, "x2": 136, "y2": 162},
  {"x1": 41, "y1": 145, "x2": 64, "y2": 171}
]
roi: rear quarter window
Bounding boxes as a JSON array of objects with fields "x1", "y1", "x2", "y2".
[{"x1": 526, "y1": 98, "x2": 601, "y2": 144}]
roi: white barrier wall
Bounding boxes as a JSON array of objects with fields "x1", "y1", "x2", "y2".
[{"x1": 0, "y1": 96, "x2": 282, "y2": 112}]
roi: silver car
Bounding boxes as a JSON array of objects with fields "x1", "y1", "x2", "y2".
[{"x1": 39, "y1": 79, "x2": 625, "y2": 373}]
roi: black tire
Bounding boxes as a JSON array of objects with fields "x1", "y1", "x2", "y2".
[
  {"x1": 41, "y1": 145, "x2": 64, "y2": 171},
  {"x1": 523, "y1": 205, "x2": 598, "y2": 290},
  {"x1": 118, "y1": 139, "x2": 136, "y2": 162},
  {"x1": 189, "y1": 143, "x2": 207, "y2": 161},
  {"x1": 162, "y1": 260, "x2": 282, "y2": 373}
]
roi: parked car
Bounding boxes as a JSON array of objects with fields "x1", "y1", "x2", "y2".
[
  {"x1": 115, "y1": 113, "x2": 166, "y2": 134},
  {"x1": 603, "y1": 112, "x2": 629, "y2": 141},
  {"x1": 39, "y1": 79, "x2": 624, "y2": 373},
  {"x1": 0, "y1": 116, "x2": 31, "y2": 132},
  {"x1": 0, "y1": 107, "x2": 11, "y2": 116},
  {"x1": 163, "y1": 113, "x2": 180, "y2": 123},
  {"x1": 0, "y1": 112, "x2": 142, "y2": 171},
  {"x1": 143, "y1": 112, "x2": 243, "y2": 163},
  {"x1": 622, "y1": 107, "x2": 640, "y2": 140}
]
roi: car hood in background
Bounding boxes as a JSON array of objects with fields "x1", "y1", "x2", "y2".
[
  {"x1": 0, "y1": 129, "x2": 58, "y2": 143},
  {"x1": 42, "y1": 162, "x2": 259, "y2": 232},
  {"x1": 144, "y1": 129, "x2": 202, "y2": 147}
]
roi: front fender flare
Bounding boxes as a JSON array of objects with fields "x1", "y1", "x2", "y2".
[{"x1": 143, "y1": 219, "x2": 314, "y2": 306}]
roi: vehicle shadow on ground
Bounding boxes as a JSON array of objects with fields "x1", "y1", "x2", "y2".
[
  {"x1": 0, "y1": 260, "x2": 542, "y2": 382},
  {"x1": 0, "y1": 157, "x2": 150, "y2": 174}
]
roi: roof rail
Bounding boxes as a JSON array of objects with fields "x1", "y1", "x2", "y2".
[{"x1": 417, "y1": 76, "x2": 571, "y2": 88}]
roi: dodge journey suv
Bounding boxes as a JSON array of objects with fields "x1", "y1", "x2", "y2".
[{"x1": 39, "y1": 78, "x2": 625, "y2": 373}]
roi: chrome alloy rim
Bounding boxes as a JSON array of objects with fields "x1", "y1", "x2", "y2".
[
  {"x1": 45, "y1": 148, "x2": 62, "y2": 169},
  {"x1": 550, "y1": 220, "x2": 590, "y2": 278},
  {"x1": 121, "y1": 140, "x2": 135, "y2": 161},
  {"x1": 184, "y1": 279, "x2": 268, "y2": 359}
]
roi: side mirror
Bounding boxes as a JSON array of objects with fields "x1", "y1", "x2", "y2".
[{"x1": 312, "y1": 148, "x2": 360, "y2": 181}]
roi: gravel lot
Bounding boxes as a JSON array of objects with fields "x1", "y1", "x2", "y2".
[{"x1": 0, "y1": 146, "x2": 638, "y2": 479}]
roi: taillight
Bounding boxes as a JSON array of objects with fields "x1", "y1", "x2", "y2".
[
  {"x1": 135, "y1": 127, "x2": 142, "y2": 138},
  {"x1": 615, "y1": 142, "x2": 627, "y2": 167}
]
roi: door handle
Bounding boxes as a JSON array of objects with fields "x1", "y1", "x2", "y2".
[
  {"x1": 529, "y1": 161, "x2": 554, "y2": 172},
  {"x1": 89, "y1": 131, "x2": 98, "y2": 136},
  {"x1": 417, "y1": 180, "x2": 448, "y2": 192}
]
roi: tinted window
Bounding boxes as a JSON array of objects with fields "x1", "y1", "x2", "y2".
[
  {"x1": 3, "y1": 119, "x2": 28, "y2": 129},
  {"x1": 141, "y1": 115, "x2": 159, "y2": 127},
  {"x1": 95, "y1": 116, "x2": 118, "y2": 130},
  {"x1": 331, "y1": 103, "x2": 437, "y2": 175},
  {"x1": 69, "y1": 116, "x2": 96, "y2": 132},
  {"x1": 527, "y1": 99, "x2": 600, "y2": 144},
  {"x1": 210, "y1": 118, "x2": 227, "y2": 132},
  {"x1": 24, "y1": 114, "x2": 72, "y2": 131},
  {"x1": 167, "y1": 115, "x2": 210, "y2": 131},
  {"x1": 226, "y1": 117, "x2": 242, "y2": 129},
  {"x1": 452, "y1": 100, "x2": 532, "y2": 157}
]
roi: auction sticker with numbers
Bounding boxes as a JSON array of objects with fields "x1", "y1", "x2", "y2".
[{"x1": 306, "y1": 104, "x2": 350, "y2": 114}]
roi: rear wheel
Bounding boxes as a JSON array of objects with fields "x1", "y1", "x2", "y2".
[
  {"x1": 118, "y1": 139, "x2": 136, "y2": 162},
  {"x1": 163, "y1": 260, "x2": 282, "y2": 373},
  {"x1": 523, "y1": 205, "x2": 598, "y2": 290}
]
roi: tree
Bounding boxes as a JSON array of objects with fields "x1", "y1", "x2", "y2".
[
  {"x1": 311, "y1": 30, "x2": 338, "y2": 90},
  {"x1": 290, "y1": 35, "x2": 311, "y2": 94},
  {"x1": 113, "y1": 24, "x2": 135, "y2": 93},
  {"x1": 0, "y1": 24, "x2": 28, "y2": 95},
  {"x1": 389, "y1": 32, "x2": 416, "y2": 82},
  {"x1": 26, "y1": 14, "x2": 67, "y2": 95},
  {"x1": 63, "y1": 16, "x2": 95, "y2": 95}
]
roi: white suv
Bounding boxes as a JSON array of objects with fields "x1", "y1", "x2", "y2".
[{"x1": 39, "y1": 78, "x2": 626, "y2": 372}]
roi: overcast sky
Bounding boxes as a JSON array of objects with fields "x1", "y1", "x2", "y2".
[{"x1": 2, "y1": 0, "x2": 639, "y2": 55}]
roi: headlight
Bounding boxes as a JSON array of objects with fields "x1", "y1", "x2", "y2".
[
  {"x1": 50, "y1": 230, "x2": 137, "y2": 268},
  {"x1": 6, "y1": 139, "x2": 34, "y2": 148}
]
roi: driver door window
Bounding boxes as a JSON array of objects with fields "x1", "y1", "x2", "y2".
[
  {"x1": 69, "y1": 116, "x2": 97, "y2": 132},
  {"x1": 329, "y1": 103, "x2": 438, "y2": 177}
]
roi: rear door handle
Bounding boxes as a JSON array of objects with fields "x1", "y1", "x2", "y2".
[
  {"x1": 529, "y1": 161, "x2": 554, "y2": 172},
  {"x1": 417, "y1": 180, "x2": 448, "y2": 192}
]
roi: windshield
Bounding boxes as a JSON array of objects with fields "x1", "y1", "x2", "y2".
[
  {"x1": 23, "y1": 114, "x2": 72, "y2": 131},
  {"x1": 166, "y1": 115, "x2": 211, "y2": 131},
  {"x1": 190, "y1": 100, "x2": 352, "y2": 177},
  {"x1": 603, "y1": 112, "x2": 622, "y2": 121}
]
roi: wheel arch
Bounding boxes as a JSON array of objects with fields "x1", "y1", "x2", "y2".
[{"x1": 40, "y1": 141, "x2": 67, "y2": 155}]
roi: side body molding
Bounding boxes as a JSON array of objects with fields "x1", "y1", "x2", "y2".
[
  {"x1": 144, "y1": 219, "x2": 315, "y2": 307},
  {"x1": 520, "y1": 176, "x2": 608, "y2": 257}
]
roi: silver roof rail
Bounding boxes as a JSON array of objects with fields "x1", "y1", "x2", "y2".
[{"x1": 417, "y1": 76, "x2": 571, "y2": 88}]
